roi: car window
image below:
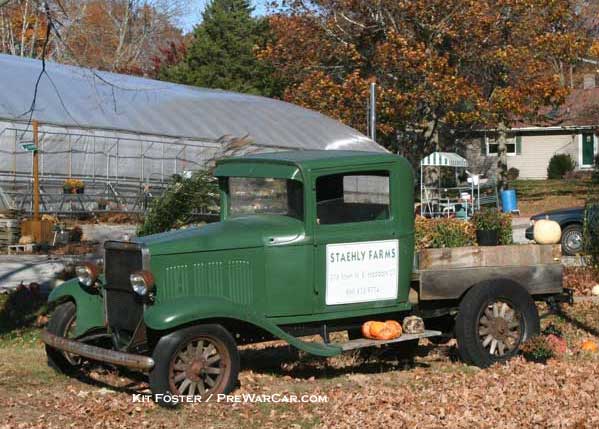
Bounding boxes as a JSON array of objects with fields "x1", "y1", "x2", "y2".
[
  {"x1": 315, "y1": 171, "x2": 390, "y2": 224},
  {"x1": 229, "y1": 177, "x2": 304, "y2": 220}
]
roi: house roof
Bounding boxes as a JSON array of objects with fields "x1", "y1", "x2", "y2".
[
  {"x1": 0, "y1": 54, "x2": 384, "y2": 152},
  {"x1": 512, "y1": 87, "x2": 599, "y2": 129}
]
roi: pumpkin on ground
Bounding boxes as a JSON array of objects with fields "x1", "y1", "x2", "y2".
[
  {"x1": 533, "y1": 219, "x2": 561, "y2": 245},
  {"x1": 581, "y1": 339, "x2": 599, "y2": 353},
  {"x1": 361, "y1": 320, "x2": 402, "y2": 340}
]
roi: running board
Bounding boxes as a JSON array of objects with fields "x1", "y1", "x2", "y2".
[{"x1": 339, "y1": 330, "x2": 442, "y2": 351}]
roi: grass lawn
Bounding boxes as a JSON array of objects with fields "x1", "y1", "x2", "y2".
[
  {"x1": 2, "y1": 298, "x2": 599, "y2": 428},
  {"x1": 511, "y1": 178, "x2": 593, "y2": 216}
]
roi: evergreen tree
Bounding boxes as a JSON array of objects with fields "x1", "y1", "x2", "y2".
[{"x1": 160, "y1": 0, "x2": 281, "y2": 97}]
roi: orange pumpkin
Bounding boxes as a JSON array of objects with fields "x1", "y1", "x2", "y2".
[
  {"x1": 385, "y1": 320, "x2": 402, "y2": 333},
  {"x1": 361, "y1": 320, "x2": 402, "y2": 340},
  {"x1": 581, "y1": 339, "x2": 599, "y2": 353},
  {"x1": 368, "y1": 321, "x2": 388, "y2": 338},
  {"x1": 361, "y1": 321, "x2": 374, "y2": 338}
]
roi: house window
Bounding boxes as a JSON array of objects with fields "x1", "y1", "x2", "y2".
[{"x1": 486, "y1": 136, "x2": 517, "y2": 156}]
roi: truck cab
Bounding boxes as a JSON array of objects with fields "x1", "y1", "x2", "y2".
[{"x1": 41, "y1": 150, "x2": 567, "y2": 406}]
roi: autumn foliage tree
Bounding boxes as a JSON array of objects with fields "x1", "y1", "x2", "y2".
[
  {"x1": 260, "y1": 0, "x2": 591, "y2": 182},
  {"x1": 0, "y1": 0, "x2": 188, "y2": 77}
]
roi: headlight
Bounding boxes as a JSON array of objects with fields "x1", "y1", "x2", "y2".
[
  {"x1": 130, "y1": 270, "x2": 155, "y2": 296},
  {"x1": 75, "y1": 263, "x2": 99, "y2": 288}
]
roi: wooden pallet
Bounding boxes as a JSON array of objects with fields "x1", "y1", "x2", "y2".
[
  {"x1": 7, "y1": 243, "x2": 35, "y2": 254},
  {"x1": 339, "y1": 330, "x2": 441, "y2": 351}
]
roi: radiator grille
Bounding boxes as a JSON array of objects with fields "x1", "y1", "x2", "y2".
[{"x1": 104, "y1": 244, "x2": 144, "y2": 341}]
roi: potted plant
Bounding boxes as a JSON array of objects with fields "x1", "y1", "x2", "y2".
[
  {"x1": 63, "y1": 178, "x2": 85, "y2": 194},
  {"x1": 472, "y1": 208, "x2": 502, "y2": 246}
]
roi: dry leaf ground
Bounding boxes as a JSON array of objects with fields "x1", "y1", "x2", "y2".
[{"x1": 2, "y1": 303, "x2": 599, "y2": 429}]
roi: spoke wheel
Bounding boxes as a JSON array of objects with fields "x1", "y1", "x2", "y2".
[
  {"x1": 46, "y1": 301, "x2": 83, "y2": 373},
  {"x1": 63, "y1": 312, "x2": 82, "y2": 366},
  {"x1": 150, "y1": 324, "x2": 240, "y2": 407},
  {"x1": 168, "y1": 337, "x2": 230, "y2": 396},
  {"x1": 477, "y1": 300, "x2": 523, "y2": 357},
  {"x1": 455, "y1": 279, "x2": 540, "y2": 368}
]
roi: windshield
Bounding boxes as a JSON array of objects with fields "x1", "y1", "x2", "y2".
[{"x1": 228, "y1": 177, "x2": 304, "y2": 220}]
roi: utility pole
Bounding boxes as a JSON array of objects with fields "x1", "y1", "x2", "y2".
[
  {"x1": 369, "y1": 82, "x2": 376, "y2": 142},
  {"x1": 32, "y1": 120, "x2": 40, "y2": 221}
]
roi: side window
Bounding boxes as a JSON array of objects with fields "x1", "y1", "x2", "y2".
[{"x1": 315, "y1": 171, "x2": 390, "y2": 224}]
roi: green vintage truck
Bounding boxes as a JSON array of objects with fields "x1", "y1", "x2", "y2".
[{"x1": 41, "y1": 150, "x2": 569, "y2": 405}]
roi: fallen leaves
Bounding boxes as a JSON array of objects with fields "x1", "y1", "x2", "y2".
[{"x1": 3, "y1": 303, "x2": 599, "y2": 428}]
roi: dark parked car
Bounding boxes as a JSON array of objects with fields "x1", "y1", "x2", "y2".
[{"x1": 525, "y1": 207, "x2": 584, "y2": 256}]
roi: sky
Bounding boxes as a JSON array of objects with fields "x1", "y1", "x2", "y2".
[{"x1": 180, "y1": 0, "x2": 268, "y2": 33}]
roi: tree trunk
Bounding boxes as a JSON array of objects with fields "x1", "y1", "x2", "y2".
[{"x1": 496, "y1": 122, "x2": 509, "y2": 192}]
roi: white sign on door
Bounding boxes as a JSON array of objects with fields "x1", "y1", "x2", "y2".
[{"x1": 325, "y1": 239, "x2": 399, "y2": 305}]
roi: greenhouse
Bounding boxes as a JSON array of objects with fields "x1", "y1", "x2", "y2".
[{"x1": 0, "y1": 54, "x2": 384, "y2": 214}]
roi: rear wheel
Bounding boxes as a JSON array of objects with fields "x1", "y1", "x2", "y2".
[
  {"x1": 149, "y1": 324, "x2": 239, "y2": 407},
  {"x1": 561, "y1": 224, "x2": 583, "y2": 256},
  {"x1": 45, "y1": 301, "x2": 81, "y2": 373},
  {"x1": 455, "y1": 280, "x2": 539, "y2": 368}
]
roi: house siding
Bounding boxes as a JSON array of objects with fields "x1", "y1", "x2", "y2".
[
  {"x1": 508, "y1": 134, "x2": 578, "y2": 179},
  {"x1": 464, "y1": 132, "x2": 581, "y2": 180}
]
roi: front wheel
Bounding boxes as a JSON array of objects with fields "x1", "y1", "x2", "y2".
[
  {"x1": 455, "y1": 280, "x2": 539, "y2": 368},
  {"x1": 149, "y1": 324, "x2": 240, "y2": 407},
  {"x1": 45, "y1": 301, "x2": 82, "y2": 373}
]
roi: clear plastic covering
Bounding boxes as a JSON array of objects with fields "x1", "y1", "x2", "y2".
[{"x1": 0, "y1": 54, "x2": 383, "y2": 152}]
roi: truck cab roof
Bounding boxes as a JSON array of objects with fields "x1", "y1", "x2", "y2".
[
  {"x1": 217, "y1": 150, "x2": 398, "y2": 170},
  {"x1": 214, "y1": 150, "x2": 404, "y2": 180}
]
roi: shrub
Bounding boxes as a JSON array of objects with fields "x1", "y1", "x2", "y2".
[
  {"x1": 593, "y1": 155, "x2": 599, "y2": 184},
  {"x1": 584, "y1": 200, "x2": 599, "y2": 267},
  {"x1": 498, "y1": 212, "x2": 514, "y2": 245},
  {"x1": 415, "y1": 216, "x2": 476, "y2": 250},
  {"x1": 137, "y1": 171, "x2": 219, "y2": 236},
  {"x1": 507, "y1": 167, "x2": 519, "y2": 181},
  {"x1": 542, "y1": 323, "x2": 563, "y2": 337},
  {"x1": 520, "y1": 336, "x2": 554, "y2": 363},
  {"x1": 547, "y1": 153, "x2": 576, "y2": 179}
]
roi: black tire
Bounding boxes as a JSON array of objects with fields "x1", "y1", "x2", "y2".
[
  {"x1": 149, "y1": 324, "x2": 239, "y2": 408},
  {"x1": 45, "y1": 301, "x2": 81, "y2": 374},
  {"x1": 455, "y1": 280, "x2": 539, "y2": 368},
  {"x1": 561, "y1": 224, "x2": 584, "y2": 256}
]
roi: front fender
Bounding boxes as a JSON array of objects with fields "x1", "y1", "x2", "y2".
[
  {"x1": 144, "y1": 297, "x2": 342, "y2": 357},
  {"x1": 48, "y1": 278, "x2": 105, "y2": 336}
]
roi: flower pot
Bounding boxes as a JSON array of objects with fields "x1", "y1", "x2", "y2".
[{"x1": 476, "y1": 229, "x2": 499, "y2": 246}]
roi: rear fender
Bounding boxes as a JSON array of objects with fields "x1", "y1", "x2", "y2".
[{"x1": 144, "y1": 297, "x2": 342, "y2": 357}]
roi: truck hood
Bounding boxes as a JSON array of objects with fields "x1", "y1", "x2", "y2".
[{"x1": 136, "y1": 215, "x2": 307, "y2": 255}]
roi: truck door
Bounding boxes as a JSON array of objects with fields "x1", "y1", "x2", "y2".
[{"x1": 312, "y1": 167, "x2": 403, "y2": 314}]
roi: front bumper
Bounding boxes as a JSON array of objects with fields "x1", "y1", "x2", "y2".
[{"x1": 41, "y1": 330, "x2": 155, "y2": 371}]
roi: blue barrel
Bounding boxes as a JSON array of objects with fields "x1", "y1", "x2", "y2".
[{"x1": 501, "y1": 189, "x2": 518, "y2": 213}]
